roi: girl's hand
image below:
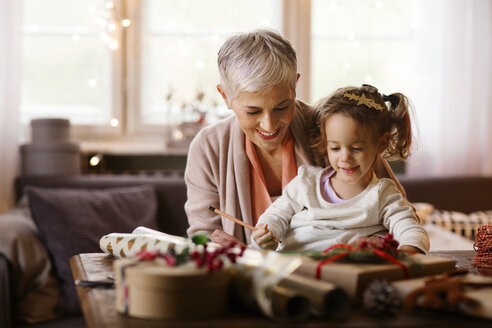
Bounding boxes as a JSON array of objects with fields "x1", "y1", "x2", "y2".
[
  {"x1": 351, "y1": 235, "x2": 383, "y2": 246},
  {"x1": 210, "y1": 229, "x2": 246, "y2": 248},
  {"x1": 399, "y1": 245, "x2": 425, "y2": 254},
  {"x1": 252, "y1": 223, "x2": 279, "y2": 250}
]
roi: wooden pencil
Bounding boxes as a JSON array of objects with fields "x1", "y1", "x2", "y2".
[{"x1": 208, "y1": 206, "x2": 280, "y2": 243}]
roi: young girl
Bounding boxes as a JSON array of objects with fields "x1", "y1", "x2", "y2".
[{"x1": 251, "y1": 84, "x2": 429, "y2": 253}]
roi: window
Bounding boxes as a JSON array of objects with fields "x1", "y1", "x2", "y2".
[
  {"x1": 21, "y1": 0, "x2": 121, "y2": 132},
  {"x1": 311, "y1": 0, "x2": 415, "y2": 101},
  {"x1": 21, "y1": 0, "x2": 281, "y2": 143},
  {"x1": 20, "y1": 0, "x2": 416, "y2": 149}
]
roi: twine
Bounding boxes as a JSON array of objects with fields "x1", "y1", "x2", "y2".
[{"x1": 472, "y1": 225, "x2": 492, "y2": 268}]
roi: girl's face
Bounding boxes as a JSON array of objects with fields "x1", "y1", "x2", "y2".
[
  {"x1": 218, "y1": 81, "x2": 296, "y2": 153},
  {"x1": 324, "y1": 112, "x2": 386, "y2": 189}
]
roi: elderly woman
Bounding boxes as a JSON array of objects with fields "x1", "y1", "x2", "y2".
[{"x1": 185, "y1": 29, "x2": 402, "y2": 245}]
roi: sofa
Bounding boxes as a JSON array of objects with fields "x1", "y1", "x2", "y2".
[{"x1": 1, "y1": 174, "x2": 492, "y2": 328}]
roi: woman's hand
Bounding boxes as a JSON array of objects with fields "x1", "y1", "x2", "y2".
[
  {"x1": 399, "y1": 245, "x2": 425, "y2": 254},
  {"x1": 252, "y1": 223, "x2": 279, "y2": 250},
  {"x1": 209, "y1": 229, "x2": 246, "y2": 248}
]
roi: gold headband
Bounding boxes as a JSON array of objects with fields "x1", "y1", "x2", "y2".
[{"x1": 343, "y1": 92, "x2": 384, "y2": 111}]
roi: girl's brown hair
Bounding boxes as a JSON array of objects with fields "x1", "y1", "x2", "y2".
[{"x1": 310, "y1": 85, "x2": 413, "y2": 162}]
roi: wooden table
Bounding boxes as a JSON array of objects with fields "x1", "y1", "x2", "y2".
[{"x1": 70, "y1": 251, "x2": 492, "y2": 328}]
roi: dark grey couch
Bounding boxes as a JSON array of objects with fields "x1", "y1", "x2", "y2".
[{"x1": 2, "y1": 174, "x2": 492, "y2": 328}]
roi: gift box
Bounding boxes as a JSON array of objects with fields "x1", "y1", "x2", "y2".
[
  {"x1": 294, "y1": 254, "x2": 456, "y2": 301},
  {"x1": 114, "y1": 257, "x2": 231, "y2": 320}
]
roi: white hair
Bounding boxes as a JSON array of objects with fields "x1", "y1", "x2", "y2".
[{"x1": 217, "y1": 28, "x2": 298, "y2": 100}]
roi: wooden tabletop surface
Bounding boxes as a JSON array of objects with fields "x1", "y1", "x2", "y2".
[{"x1": 70, "y1": 250, "x2": 492, "y2": 328}]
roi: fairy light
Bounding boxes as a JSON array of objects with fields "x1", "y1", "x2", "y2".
[
  {"x1": 110, "y1": 118, "x2": 119, "y2": 127},
  {"x1": 88, "y1": 79, "x2": 98, "y2": 87},
  {"x1": 88, "y1": 1, "x2": 131, "y2": 51},
  {"x1": 121, "y1": 19, "x2": 131, "y2": 27},
  {"x1": 172, "y1": 129, "x2": 184, "y2": 141},
  {"x1": 109, "y1": 39, "x2": 118, "y2": 50},
  {"x1": 72, "y1": 34, "x2": 80, "y2": 42},
  {"x1": 195, "y1": 61, "x2": 205, "y2": 70},
  {"x1": 89, "y1": 154, "x2": 102, "y2": 166}
]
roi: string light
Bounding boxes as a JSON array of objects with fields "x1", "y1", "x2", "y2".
[
  {"x1": 89, "y1": 154, "x2": 102, "y2": 166},
  {"x1": 121, "y1": 19, "x2": 131, "y2": 27},
  {"x1": 109, "y1": 39, "x2": 118, "y2": 50},
  {"x1": 195, "y1": 61, "x2": 205, "y2": 70},
  {"x1": 88, "y1": 1, "x2": 132, "y2": 51},
  {"x1": 88, "y1": 79, "x2": 98, "y2": 87},
  {"x1": 110, "y1": 118, "x2": 119, "y2": 127}
]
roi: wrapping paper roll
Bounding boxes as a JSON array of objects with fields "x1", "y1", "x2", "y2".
[
  {"x1": 233, "y1": 249, "x2": 310, "y2": 320},
  {"x1": 277, "y1": 272, "x2": 349, "y2": 317},
  {"x1": 99, "y1": 229, "x2": 193, "y2": 258}
]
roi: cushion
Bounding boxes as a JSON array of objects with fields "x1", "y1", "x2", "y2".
[
  {"x1": 0, "y1": 196, "x2": 60, "y2": 323},
  {"x1": 26, "y1": 185, "x2": 158, "y2": 314},
  {"x1": 424, "y1": 209, "x2": 492, "y2": 240}
]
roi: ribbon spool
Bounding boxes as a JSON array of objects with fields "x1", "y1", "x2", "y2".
[{"x1": 473, "y1": 225, "x2": 492, "y2": 268}]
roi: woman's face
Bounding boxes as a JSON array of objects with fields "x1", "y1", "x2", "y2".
[{"x1": 219, "y1": 82, "x2": 297, "y2": 153}]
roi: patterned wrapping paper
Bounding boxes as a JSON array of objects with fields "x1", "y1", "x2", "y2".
[{"x1": 99, "y1": 227, "x2": 193, "y2": 257}]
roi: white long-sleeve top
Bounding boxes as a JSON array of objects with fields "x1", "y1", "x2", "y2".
[{"x1": 256, "y1": 165, "x2": 430, "y2": 253}]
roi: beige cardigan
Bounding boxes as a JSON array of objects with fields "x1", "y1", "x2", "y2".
[{"x1": 184, "y1": 100, "x2": 401, "y2": 244}]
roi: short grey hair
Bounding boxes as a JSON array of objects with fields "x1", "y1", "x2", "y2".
[{"x1": 217, "y1": 28, "x2": 298, "y2": 100}]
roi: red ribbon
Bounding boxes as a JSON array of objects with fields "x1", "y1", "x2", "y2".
[{"x1": 315, "y1": 245, "x2": 409, "y2": 280}]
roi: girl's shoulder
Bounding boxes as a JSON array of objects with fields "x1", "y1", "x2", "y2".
[
  {"x1": 297, "y1": 164, "x2": 325, "y2": 177},
  {"x1": 375, "y1": 177, "x2": 404, "y2": 197}
]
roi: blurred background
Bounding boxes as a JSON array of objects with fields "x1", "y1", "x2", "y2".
[{"x1": 1, "y1": 0, "x2": 492, "y2": 210}]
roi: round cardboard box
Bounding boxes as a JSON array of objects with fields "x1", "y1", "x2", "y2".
[
  {"x1": 114, "y1": 258, "x2": 231, "y2": 320},
  {"x1": 31, "y1": 118, "x2": 71, "y2": 145},
  {"x1": 20, "y1": 143, "x2": 80, "y2": 176}
]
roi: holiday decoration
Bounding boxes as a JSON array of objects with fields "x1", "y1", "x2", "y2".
[
  {"x1": 113, "y1": 236, "x2": 244, "y2": 320},
  {"x1": 392, "y1": 270, "x2": 492, "y2": 320},
  {"x1": 362, "y1": 279, "x2": 400, "y2": 316},
  {"x1": 293, "y1": 235, "x2": 456, "y2": 301},
  {"x1": 473, "y1": 225, "x2": 492, "y2": 268}
]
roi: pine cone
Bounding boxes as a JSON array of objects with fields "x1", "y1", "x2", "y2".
[{"x1": 362, "y1": 280, "x2": 401, "y2": 316}]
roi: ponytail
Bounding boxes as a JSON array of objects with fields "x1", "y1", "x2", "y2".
[{"x1": 384, "y1": 93, "x2": 412, "y2": 160}]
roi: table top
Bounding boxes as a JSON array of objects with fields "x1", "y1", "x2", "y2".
[{"x1": 70, "y1": 250, "x2": 492, "y2": 328}]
